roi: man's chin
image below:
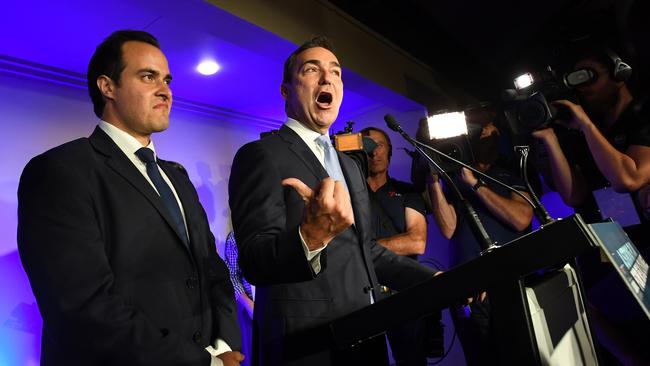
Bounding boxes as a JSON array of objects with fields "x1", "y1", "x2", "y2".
[
  {"x1": 315, "y1": 111, "x2": 339, "y2": 128},
  {"x1": 151, "y1": 119, "x2": 170, "y2": 133}
]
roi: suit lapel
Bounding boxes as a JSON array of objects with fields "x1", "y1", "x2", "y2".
[
  {"x1": 89, "y1": 127, "x2": 190, "y2": 251},
  {"x1": 279, "y1": 125, "x2": 328, "y2": 181}
]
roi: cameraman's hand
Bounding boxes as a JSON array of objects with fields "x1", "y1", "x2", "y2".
[
  {"x1": 415, "y1": 117, "x2": 431, "y2": 143},
  {"x1": 551, "y1": 100, "x2": 594, "y2": 132},
  {"x1": 426, "y1": 170, "x2": 440, "y2": 185},
  {"x1": 460, "y1": 168, "x2": 478, "y2": 187}
]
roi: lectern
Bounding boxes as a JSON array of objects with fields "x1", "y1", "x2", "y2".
[{"x1": 285, "y1": 214, "x2": 605, "y2": 365}]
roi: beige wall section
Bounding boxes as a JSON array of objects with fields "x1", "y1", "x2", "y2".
[{"x1": 207, "y1": 0, "x2": 461, "y2": 111}]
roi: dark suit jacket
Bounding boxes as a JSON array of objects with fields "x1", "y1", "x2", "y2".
[
  {"x1": 17, "y1": 127, "x2": 240, "y2": 366},
  {"x1": 228, "y1": 125, "x2": 434, "y2": 365}
]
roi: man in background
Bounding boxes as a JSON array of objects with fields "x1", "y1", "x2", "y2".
[
  {"x1": 362, "y1": 126, "x2": 429, "y2": 365},
  {"x1": 532, "y1": 46, "x2": 650, "y2": 365},
  {"x1": 424, "y1": 110, "x2": 533, "y2": 366}
]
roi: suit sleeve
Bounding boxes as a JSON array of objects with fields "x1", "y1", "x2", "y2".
[
  {"x1": 228, "y1": 142, "x2": 317, "y2": 286},
  {"x1": 370, "y1": 241, "x2": 435, "y2": 291},
  {"x1": 17, "y1": 154, "x2": 210, "y2": 366},
  {"x1": 183, "y1": 175, "x2": 242, "y2": 352}
]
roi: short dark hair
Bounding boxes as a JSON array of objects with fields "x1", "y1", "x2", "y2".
[
  {"x1": 571, "y1": 43, "x2": 628, "y2": 75},
  {"x1": 282, "y1": 35, "x2": 335, "y2": 84},
  {"x1": 361, "y1": 126, "x2": 392, "y2": 159},
  {"x1": 87, "y1": 30, "x2": 160, "y2": 118}
]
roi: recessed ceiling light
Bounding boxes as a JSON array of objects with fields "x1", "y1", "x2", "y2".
[{"x1": 197, "y1": 60, "x2": 220, "y2": 75}]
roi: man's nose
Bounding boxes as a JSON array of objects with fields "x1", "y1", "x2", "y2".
[
  {"x1": 157, "y1": 81, "x2": 172, "y2": 101},
  {"x1": 319, "y1": 71, "x2": 333, "y2": 85}
]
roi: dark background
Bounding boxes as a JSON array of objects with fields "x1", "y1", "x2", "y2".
[{"x1": 328, "y1": 0, "x2": 648, "y2": 111}]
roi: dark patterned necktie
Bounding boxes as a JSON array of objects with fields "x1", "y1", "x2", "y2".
[{"x1": 135, "y1": 148, "x2": 188, "y2": 246}]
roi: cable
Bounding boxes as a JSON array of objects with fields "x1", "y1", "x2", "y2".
[{"x1": 427, "y1": 328, "x2": 457, "y2": 365}]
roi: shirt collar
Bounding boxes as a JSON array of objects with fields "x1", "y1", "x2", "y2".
[
  {"x1": 98, "y1": 120, "x2": 157, "y2": 158},
  {"x1": 284, "y1": 117, "x2": 328, "y2": 146}
]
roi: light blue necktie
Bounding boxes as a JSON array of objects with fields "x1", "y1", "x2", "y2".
[
  {"x1": 316, "y1": 135, "x2": 348, "y2": 190},
  {"x1": 316, "y1": 136, "x2": 370, "y2": 301}
]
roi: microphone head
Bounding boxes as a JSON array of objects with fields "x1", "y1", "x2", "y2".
[{"x1": 384, "y1": 114, "x2": 401, "y2": 132}]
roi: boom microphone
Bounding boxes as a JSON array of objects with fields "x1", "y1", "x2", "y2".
[{"x1": 383, "y1": 114, "x2": 402, "y2": 133}]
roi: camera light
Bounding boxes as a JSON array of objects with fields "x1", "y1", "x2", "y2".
[
  {"x1": 427, "y1": 111, "x2": 467, "y2": 139},
  {"x1": 514, "y1": 73, "x2": 534, "y2": 90},
  {"x1": 196, "y1": 60, "x2": 220, "y2": 75}
]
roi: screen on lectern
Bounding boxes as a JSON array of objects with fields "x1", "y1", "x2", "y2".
[{"x1": 590, "y1": 221, "x2": 650, "y2": 320}]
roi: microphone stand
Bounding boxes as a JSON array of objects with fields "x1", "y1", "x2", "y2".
[
  {"x1": 514, "y1": 146, "x2": 554, "y2": 225},
  {"x1": 387, "y1": 121, "x2": 498, "y2": 254}
]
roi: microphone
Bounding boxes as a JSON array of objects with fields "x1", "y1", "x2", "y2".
[{"x1": 384, "y1": 114, "x2": 402, "y2": 133}]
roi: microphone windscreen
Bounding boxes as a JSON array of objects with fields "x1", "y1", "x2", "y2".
[{"x1": 384, "y1": 114, "x2": 401, "y2": 132}]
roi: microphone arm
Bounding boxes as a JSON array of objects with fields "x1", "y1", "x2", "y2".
[
  {"x1": 413, "y1": 139, "x2": 537, "y2": 209},
  {"x1": 514, "y1": 146, "x2": 554, "y2": 225},
  {"x1": 384, "y1": 115, "x2": 497, "y2": 253}
]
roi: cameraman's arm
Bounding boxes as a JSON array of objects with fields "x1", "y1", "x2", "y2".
[
  {"x1": 554, "y1": 100, "x2": 650, "y2": 192},
  {"x1": 460, "y1": 169, "x2": 533, "y2": 231},
  {"x1": 426, "y1": 171, "x2": 457, "y2": 239},
  {"x1": 532, "y1": 128, "x2": 590, "y2": 206}
]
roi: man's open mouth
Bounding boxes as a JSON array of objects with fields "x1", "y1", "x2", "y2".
[{"x1": 316, "y1": 91, "x2": 333, "y2": 105}]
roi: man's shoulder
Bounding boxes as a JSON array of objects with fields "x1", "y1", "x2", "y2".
[
  {"x1": 20, "y1": 137, "x2": 95, "y2": 192},
  {"x1": 614, "y1": 101, "x2": 650, "y2": 148},
  {"x1": 28, "y1": 137, "x2": 93, "y2": 166},
  {"x1": 236, "y1": 132, "x2": 285, "y2": 155}
]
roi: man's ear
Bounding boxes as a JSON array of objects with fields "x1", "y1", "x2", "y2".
[
  {"x1": 280, "y1": 83, "x2": 289, "y2": 100},
  {"x1": 97, "y1": 75, "x2": 115, "y2": 101}
]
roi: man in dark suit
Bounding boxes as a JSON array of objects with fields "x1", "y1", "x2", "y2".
[
  {"x1": 17, "y1": 30, "x2": 243, "y2": 366},
  {"x1": 229, "y1": 36, "x2": 437, "y2": 366}
]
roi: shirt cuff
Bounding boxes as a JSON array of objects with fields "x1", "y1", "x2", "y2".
[
  {"x1": 298, "y1": 225, "x2": 326, "y2": 274},
  {"x1": 205, "y1": 338, "x2": 232, "y2": 366}
]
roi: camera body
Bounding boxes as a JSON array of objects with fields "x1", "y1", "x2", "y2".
[{"x1": 502, "y1": 67, "x2": 580, "y2": 136}]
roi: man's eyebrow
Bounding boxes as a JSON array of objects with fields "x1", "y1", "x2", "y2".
[
  {"x1": 138, "y1": 68, "x2": 172, "y2": 81},
  {"x1": 301, "y1": 60, "x2": 341, "y2": 69},
  {"x1": 301, "y1": 59, "x2": 321, "y2": 68},
  {"x1": 138, "y1": 68, "x2": 160, "y2": 75}
]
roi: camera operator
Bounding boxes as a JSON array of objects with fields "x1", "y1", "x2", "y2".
[
  {"x1": 421, "y1": 109, "x2": 533, "y2": 366},
  {"x1": 363, "y1": 127, "x2": 427, "y2": 257},
  {"x1": 532, "y1": 49, "x2": 650, "y2": 234},
  {"x1": 532, "y1": 47, "x2": 650, "y2": 365},
  {"x1": 361, "y1": 126, "x2": 429, "y2": 366}
]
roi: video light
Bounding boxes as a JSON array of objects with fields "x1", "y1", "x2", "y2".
[
  {"x1": 427, "y1": 111, "x2": 467, "y2": 140},
  {"x1": 514, "y1": 73, "x2": 534, "y2": 90}
]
